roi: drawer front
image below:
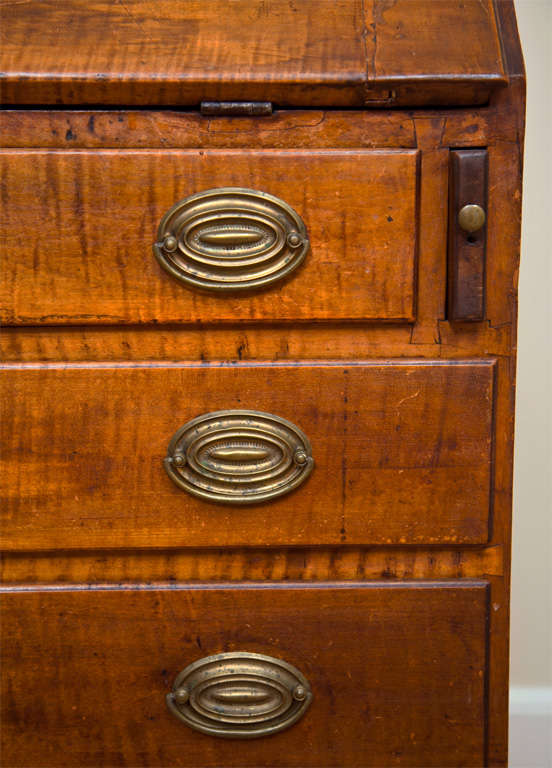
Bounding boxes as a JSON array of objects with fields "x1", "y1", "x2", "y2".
[
  {"x1": 0, "y1": 149, "x2": 418, "y2": 325},
  {"x1": 0, "y1": 360, "x2": 495, "y2": 550},
  {"x1": 0, "y1": 582, "x2": 488, "y2": 767}
]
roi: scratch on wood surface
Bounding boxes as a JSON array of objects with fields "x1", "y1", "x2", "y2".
[{"x1": 394, "y1": 390, "x2": 420, "y2": 409}]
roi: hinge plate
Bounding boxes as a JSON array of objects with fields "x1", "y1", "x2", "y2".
[{"x1": 200, "y1": 101, "x2": 273, "y2": 116}]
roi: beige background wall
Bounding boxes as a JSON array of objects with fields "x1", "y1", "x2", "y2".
[
  {"x1": 510, "y1": 1, "x2": 551, "y2": 765},
  {"x1": 511, "y1": 0, "x2": 551, "y2": 688}
]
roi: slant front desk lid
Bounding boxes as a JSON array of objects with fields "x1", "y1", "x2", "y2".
[{"x1": 0, "y1": 0, "x2": 506, "y2": 107}]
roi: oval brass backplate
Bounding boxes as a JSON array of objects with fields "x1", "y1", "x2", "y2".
[
  {"x1": 164, "y1": 410, "x2": 314, "y2": 505},
  {"x1": 166, "y1": 652, "x2": 313, "y2": 739},
  {"x1": 153, "y1": 187, "x2": 309, "y2": 292}
]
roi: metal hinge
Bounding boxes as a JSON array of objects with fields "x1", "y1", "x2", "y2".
[{"x1": 200, "y1": 101, "x2": 273, "y2": 116}]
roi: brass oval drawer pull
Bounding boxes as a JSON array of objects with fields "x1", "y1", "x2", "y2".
[
  {"x1": 166, "y1": 652, "x2": 312, "y2": 739},
  {"x1": 153, "y1": 187, "x2": 309, "y2": 292},
  {"x1": 164, "y1": 410, "x2": 314, "y2": 504}
]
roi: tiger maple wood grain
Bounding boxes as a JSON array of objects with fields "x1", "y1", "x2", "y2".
[
  {"x1": 0, "y1": 0, "x2": 505, "y2": 107},
  {"x1": 0, "y1": 104, "x2": 523, "y2": 151},
  {"x1": 0, "y1": 583, "x2": 488, "y2": 767},
  {"x1": 0, "y1": 110, "x2": 417, "y2": 149},
  {"x1": 0, "y1": 149, "x2": 418, "y2": 325},
  {"x1": 0, "y1": 2, "x2": 526, "y2": 765},
  {"x1": 0, "y1": 322, "x2": 513, "y2": 363},
  {"x1": 0, "y1": 360, "x2": 495, "y2": 550},
  {"x1": 0, "y1": 546, "x2": 504, "y2": 585}
]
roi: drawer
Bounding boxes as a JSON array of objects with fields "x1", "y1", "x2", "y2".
[
  {"x1": 0, "y1": 359, "x2": 495, "y2": 550},
  {"x1": 0, "y1": 582, "x2": 489, "y2": 767},
  {"x1": 0, "y1": 149, "x2": 418, "y2": 325}
]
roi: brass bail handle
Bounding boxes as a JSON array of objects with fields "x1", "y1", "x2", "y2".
[
  {"x1": 153, "y1": 187, "x2": 310, "y2": 293},
  {"x1": 164, "y1": 409, "x2": 314, "y2": 505},
  {"x1": 166, "y1": 652, "x2": 313, "y2": 739}
]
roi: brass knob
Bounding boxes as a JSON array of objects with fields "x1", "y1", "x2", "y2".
[
  {"x1": 162, "y1": 234, "x2": 178, "y2": 252},
  {"x1": 458, "y1": 204, "x2": 486, "y2": 233},
  {"x1": 293, "y1": 685, "x2": 308, "y2": 701},
  {"x1": 286, "y1": 231, "x2": 303, "y2": 248},
  {"x1": 171, "y1": 454, "x2": 186, "y2": 468},
  {"x1": 173, "y1": 687, "x2": 189, "y2": 705},
  {"x1": 293, "y1": 449, "x2": 309, "y2": 466}
]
